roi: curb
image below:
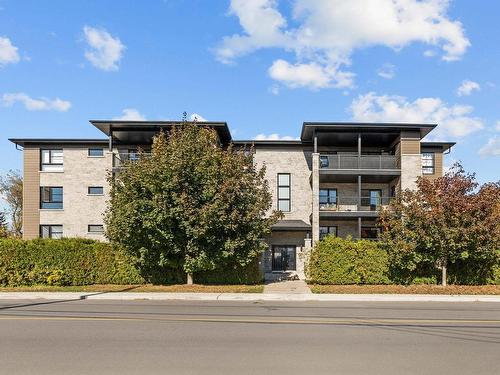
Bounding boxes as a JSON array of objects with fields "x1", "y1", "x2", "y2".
[{"x1": 0, "y1": 292, "x2": 499, "y2": 302}]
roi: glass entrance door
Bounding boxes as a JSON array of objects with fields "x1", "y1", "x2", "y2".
[{"x1": 272, "y1": 246, "x2": 296, "y2": 271}]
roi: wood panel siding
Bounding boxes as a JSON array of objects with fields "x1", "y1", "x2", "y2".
[
  {"x1": 421, "y1": 148, "x2": 444, "y2": 179},
  {"x1": 23, "y1": 147, "x2": 40, "y2": 239},
  {"x1": 400, "y1": 139, "x2": 421, "y2": 154}
]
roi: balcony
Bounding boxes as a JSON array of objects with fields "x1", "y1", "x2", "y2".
[
  {"x1": 112, "y1": 152, "x2": 151, "y2": 169},
  {"x1": 319, "y1": 196, "x2": 393, "y2": 218},
  {"x1": 320, "y1": 154, "x2": 398, "y2": 170}
]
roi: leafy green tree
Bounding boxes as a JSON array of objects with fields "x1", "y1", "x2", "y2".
[
  {"x1": 379, "y1": 163, "x2": 500, "y2": 285},
  {"x1": 105, "y1": 122, "x2": 280, "y2": 284},
  {"x1": 0, "y1": 170, "x2": 23, "y2": 237}
]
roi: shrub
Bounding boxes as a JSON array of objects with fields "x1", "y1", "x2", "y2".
[
  {"x1": 306, "y1": 236, "x2": 390, "y2": 285},
  {"x1": 196, "y1": 257, "x2": 263, "y2": 285},
  {"x1": 0, "y1": 238, "x2": 143, "y2": 287}
]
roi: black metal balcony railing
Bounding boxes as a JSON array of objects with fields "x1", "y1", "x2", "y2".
[
  {"x1": 319, "y1": 196, "x2": 393, "y2": 212},
  {"x1": 112, "y1": 152, "x2": 152, "y2": 168},
  {"x1": 320, "y1": 154, "x2": 398, "y2": 169}
]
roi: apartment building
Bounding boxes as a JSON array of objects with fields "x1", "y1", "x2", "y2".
[{"x1": 10, "y1": 120, "x2": 454, "y2": 280}]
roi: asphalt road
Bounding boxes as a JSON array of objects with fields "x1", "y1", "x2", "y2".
[{"x1": 0, "y1": 298, "x2": 499, "y2": 375}]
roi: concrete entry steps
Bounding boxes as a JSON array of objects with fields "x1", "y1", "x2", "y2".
[{"x1": 264, "y1": 280, "x2": 312, "y2": 294}]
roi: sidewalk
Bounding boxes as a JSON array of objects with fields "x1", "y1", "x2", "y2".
[
  {"x1": 0, "y1": 292, "x2": 499, "y2": 302},
  {"x1": 263, "y1": 280, "x2": 312, "y2": 294}
]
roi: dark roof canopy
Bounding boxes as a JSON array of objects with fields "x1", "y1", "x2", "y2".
[
  {"x1": 272, "y1": 220, "x2": 311, "y2": 231},
  {"x1": 90, "y1": 120, "x2": 232, "y2": 145},
  {"x1": 420, "y1": 142, "x2": 455, "y2": 152},
  {"x1": 301, "y1": 122, "x2": 436, "y2": 142},
  {"x1": 9, "y1": 138, "x2": 107, "y2": 147}
]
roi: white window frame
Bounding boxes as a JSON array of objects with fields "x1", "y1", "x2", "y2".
[
  {"x1": 40, "y1": 149, "x2": 63, "y2": 172},
  {"x1": 422, "y1": 152, "x2": 435, "y2": 175}
]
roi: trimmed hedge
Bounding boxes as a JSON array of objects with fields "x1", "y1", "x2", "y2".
[
  {"x1": 196, "y1": 257, "x2": 263, "y2": 285},
  {"x1": 306, "y1": 236, "x2": 390, "y2": 285},
  {"x1": 0, "y1": 238, "x2": 143, "y2": 286}
]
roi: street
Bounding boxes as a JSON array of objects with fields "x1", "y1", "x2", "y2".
[{"x1": 0, "y1": 298, "x2": 499, "y2": 375}]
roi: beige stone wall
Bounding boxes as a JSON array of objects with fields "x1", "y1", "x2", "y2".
[
  {"x1": 23, "y1": 146, "x2": 40, "y2": 239},
  {"x1": 399, "y1": 132, "x2": 422, "y2": 190},
  {"x1": 253, "y1": 147, "x2": 312, "y2": 223},
  {"x1": 39, "y1": 145, "x2": 111, "y2": 240}
]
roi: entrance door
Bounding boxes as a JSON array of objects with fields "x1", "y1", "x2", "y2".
[{"x1": 272, "y1": 246, "x2": 296, "y2": 271}]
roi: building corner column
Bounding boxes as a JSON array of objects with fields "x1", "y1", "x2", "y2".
[{"x1": 312, "y1": 152, "x2": 320, "y2": 244}]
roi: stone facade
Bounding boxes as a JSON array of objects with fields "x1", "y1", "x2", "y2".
[{"x1": 38, "y1": 145, "x2": 111, "y2": 240}]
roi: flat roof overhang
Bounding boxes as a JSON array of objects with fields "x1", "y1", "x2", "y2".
[
  {"x1": 301, "y1": 122, "x2": 437, "y2": 143},
  {"x1": 90, "y1": 120, "x2": 232, "y2": 145},
  {"x1": 421, "y1": 142, "x2": 456, "y2": 152},
  {"x1": 272, "y1": 219, "x2": 311, "y2": 231},
  {"x1": 9, "y1": 138, "x2": 108, "y2": 147}
]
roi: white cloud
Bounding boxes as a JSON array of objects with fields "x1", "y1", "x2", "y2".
[
  {"x1": 0, "y1": 36, "x2": 20, "y2": 66},
  {"x1": 269, "y1": 59, "x2": 354, "y2": 89},
  {"x1": 254, "y1": 133, "x2": 299, "y2": 140},
  {"x1": 496, "y1": 121, "x2": 500, "y2": 131},
  {"x1": 457, "y1": 80, "x2": 480, "y2": 96},
  {"x1": 189, "y1": 113, "x2": 207, "y2": 122},
  {"x1": 377, "y1": 63, "x2": 395, "y2": 79},
  {"x1": 423, "y1": 49, "x2": 436, "y2": 57},
  {"x1": 83, "y1": 26, "x2": 125, "y2": 71},
  {"x1": 216, "y1": 0, "x2": 469, "y2": 89},
  {"x1": 1, "y1": 92, "x2": 71, "y2": 112},
  {"x1": 479, "y1": 137, "x2": 500, "y2": 157},
  {"x1": 113, "y1": 108, "x2": 146, "y2": 121},
  {"x1": 350, "y1": 92, "x2": 483, "y2": 139},
  {"x1": 268, "y1": 84, "x2": 280, "y2": 95}
]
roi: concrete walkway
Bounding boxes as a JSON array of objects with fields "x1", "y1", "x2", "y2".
[
  {"x1": 263, "y1": 280, "x2": 312, "y2": 294},
  {"x1": 1, "y1": 292, "x2": 499, "y2": 302}
]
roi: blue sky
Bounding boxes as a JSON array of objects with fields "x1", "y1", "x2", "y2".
[{"x1": 0, "y1": 0, "x2": 499, "y2": 183}]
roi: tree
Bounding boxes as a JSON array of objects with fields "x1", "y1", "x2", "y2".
[
  {"x1": 0, "y1": 211, "x2": 8, "y2": 238},
  {"x1": 105, "y1": 122, "x2": 280, "y2": 284},
  {"x1": 0, "y1": 170, "x2": 23, "y2": 237},
  {"x1": 379, "y1": 163, "x2": 500, "y2": 286}
]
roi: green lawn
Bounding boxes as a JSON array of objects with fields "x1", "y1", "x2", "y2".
[{"x1": 0, "y1": 284, "x2": 264, "y2": 293}]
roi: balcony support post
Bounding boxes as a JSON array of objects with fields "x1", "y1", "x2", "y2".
[
  {"x1": 357, "y1": 133, "x2": 361, "y2": 168},
  {"x1": 357, "y1": 175, "x2": 361, "y2": 211},
  {"x1": 108, "y1": 130, "x2": 113, "y2": 152},
  {"x1": 358, "y1": 217, "x2": 362, "y2": 239}
]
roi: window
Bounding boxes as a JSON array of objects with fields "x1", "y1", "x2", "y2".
[
  {"x1": 88, "y1": 186, "x2": 104, "y2": 195},
  {"x1": 319, "y1": 189, "x2": 337, "y2": 208},
  {"x1": 40, "y1": 149, "x2": 63, "y2": 171},
  {"x1": 361, "y1": 227, "x2": 379, "y2": 239},
  {"x1": 88, "y1": 148, "x2": 104, "y2": 157},
  {"x1": 88, "y1": 224, "x2": 104, "y2": 233},
  {"x1": 128, "y1": 149, "x2": 139, "y2": 161},
  {"x1": 277, "y1": 173, "x2": 291, "y2": 212},
  {"x1": 40, "y1": 187, "x2": 63, "y2": 209},
  {"x1": 319, "y1": 155, "x2": 329, "y2": 168},
  {"x1": 40, "y1": 225, "x2": 63, "y2": 239},
  {"x1": 319, "y1": 226, "x2": 337, "y2": 240},
  {"x1": 361, "y1": 189, "x2": 382, "y2": 208},
  {"x1": 422, "y1": 152, "x2": 435, "y2": 175}
]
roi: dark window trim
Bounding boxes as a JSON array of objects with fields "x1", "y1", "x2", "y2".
[
  {"x1": 88, "y1": 148, "x2": 104, "y2": 157},
  {"x1": 87, "y1": 186, "x2": 104, "y2": 195},
  {"x1": 277, "y1": 173, "x2": 291, "y2": 212},
  {"x1": 39, "y1": 224, "x2": 63, "y2": 239},
  {"x1": 40, "y1": 186, "x2": 63, "y2": 209},
  {"x1": 271, "y1": 245, "x2": 296, "y2": 271},
  {"x1": 319, "y1": 188, "x2": 337, "y2": 205},
  {"x1": 422, "y1": 152, "x2": 435, "y2": 175},
  {"x1": 88, "y1": 224, "x2": 104, "y2": 233},
  {"x1": 40, "y1": 149, "x2": 63, "y2": 170},
  {"x1": 361, "y1": 226, "x2": 379, "y2": 239},
  {"x1": 319, "y1": 225, "x2": 337, "y2": 239}
]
